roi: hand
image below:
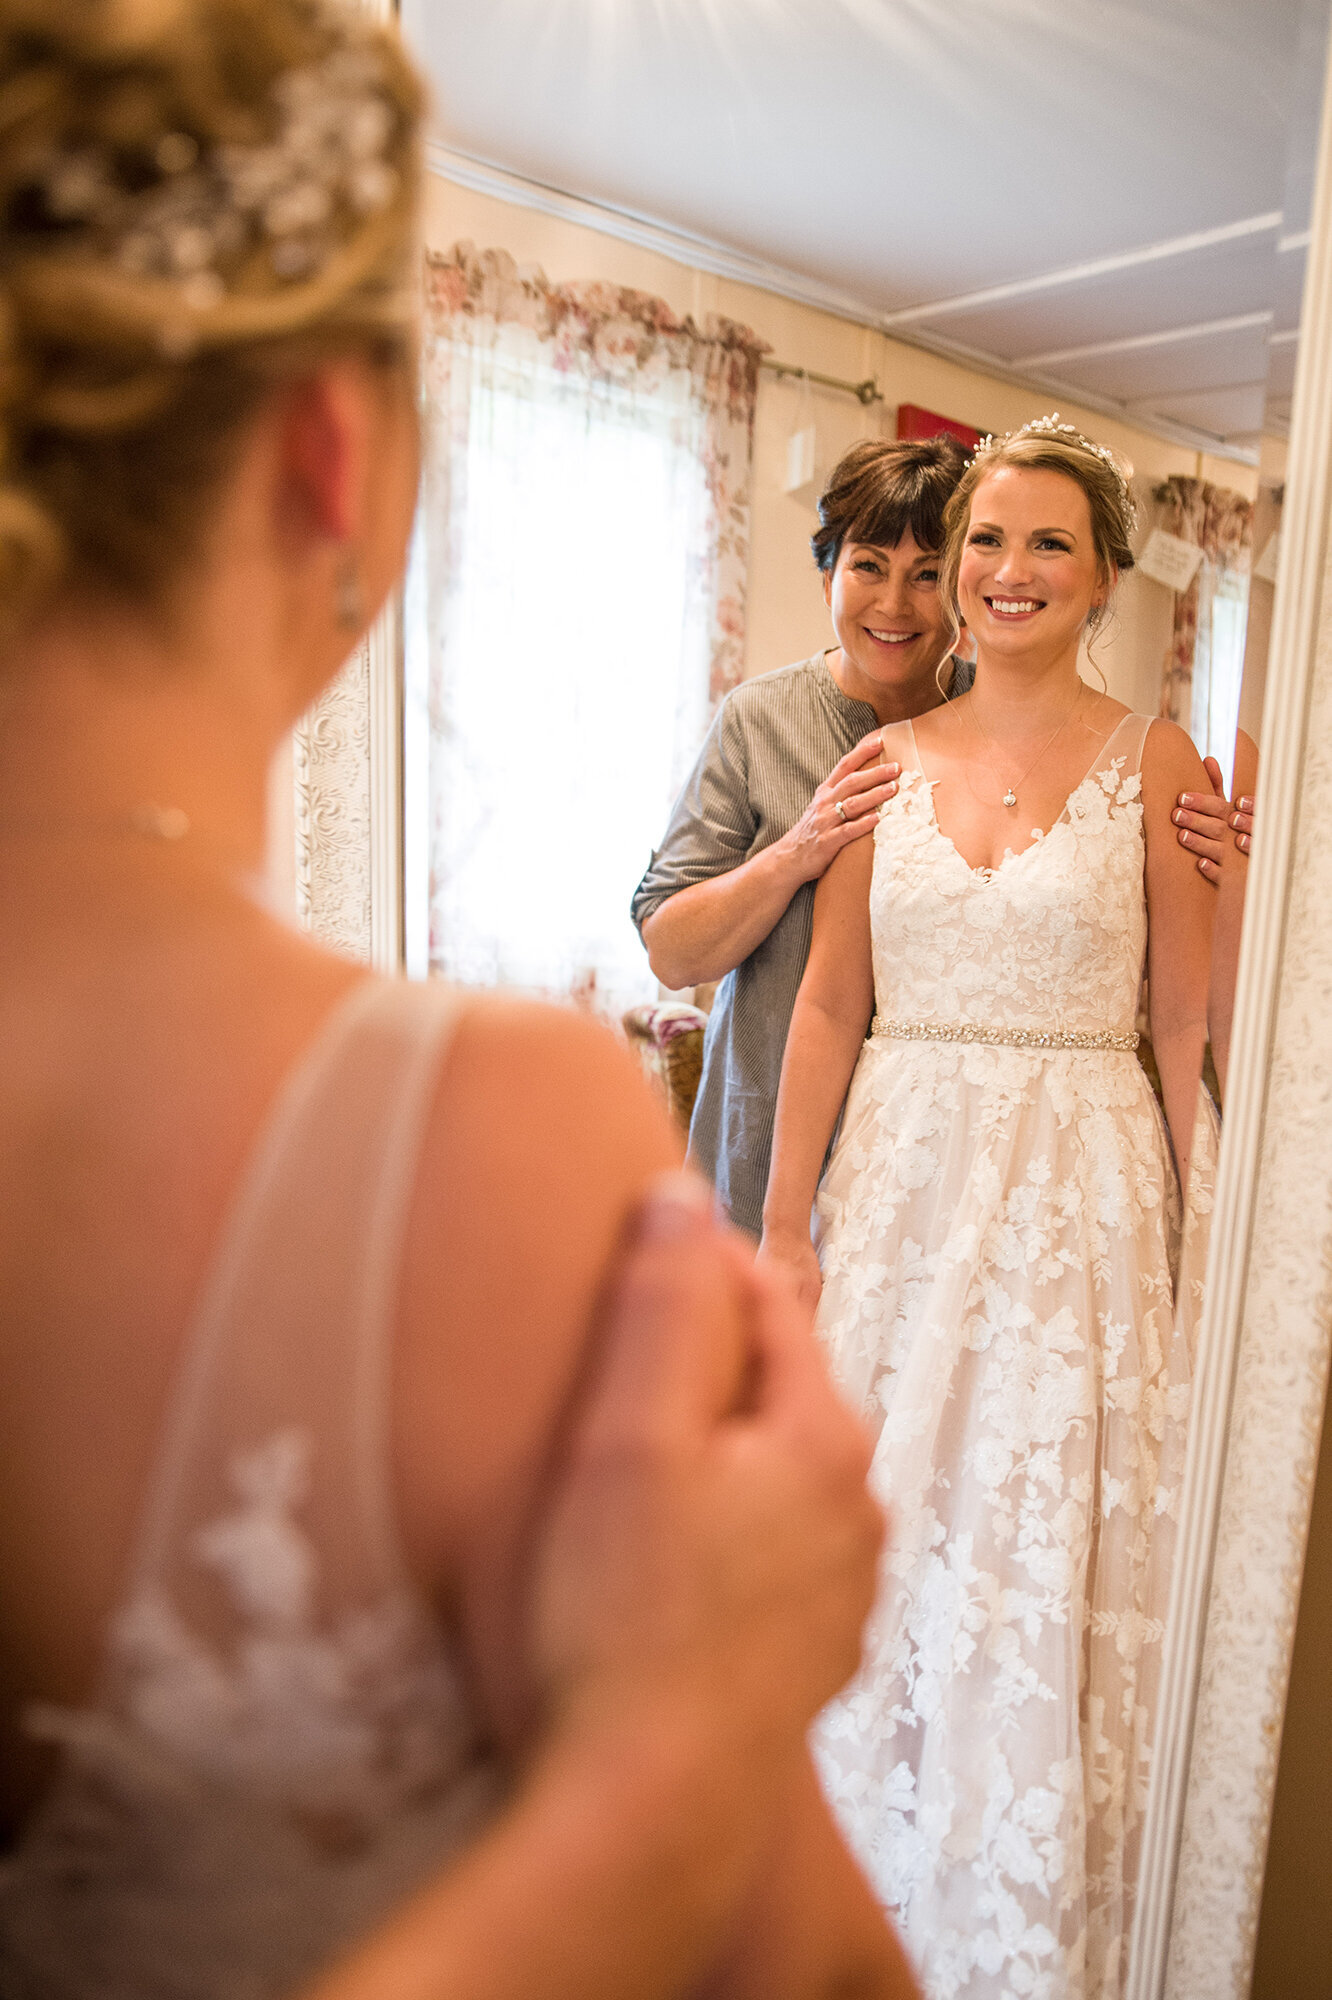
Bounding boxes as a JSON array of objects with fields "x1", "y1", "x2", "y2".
[
  {"x1": 756, "y1": 1225, "x2": 824, "y2": 1316},
  {"x1": 1173, "y1": 756, "x2": 1231, "y2": 884},
  {"x1": 780, "y1": 730, "x2": 900, "y2": 886},
  {"x1": 1231, "y1": 792, "x2": 1254, "y2": 855},
  {"x1": 533, "y1": 1177, "x2": 878, "y2": 1759}
]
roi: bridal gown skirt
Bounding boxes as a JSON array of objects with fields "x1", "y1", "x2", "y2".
[{"x1": 813, "y1": 1034, "x2": 1214, "y2": 2000}]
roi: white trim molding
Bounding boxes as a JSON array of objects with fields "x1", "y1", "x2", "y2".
[
  {"x1": 426, "y1": 140, "x2": 1262, "y2": 467},
  {"x1": 1128, "y1": 26, "x2": 1332, "y2": 1999}
]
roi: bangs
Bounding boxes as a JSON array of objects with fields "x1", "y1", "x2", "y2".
[
  {"x1": 843, "y1": 476, "x2": 950, "y2": 558},
  {"x1": 812, "y1": 436, "x2": 968, "y2": 574}
]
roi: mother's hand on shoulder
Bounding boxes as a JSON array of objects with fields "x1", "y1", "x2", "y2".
[
  {"x1": 779, "y1": 730, "x2": 899, "y2": 886},
  {"x1": 1172, "y1": 755, "x2": 1233, "y2": 885}
]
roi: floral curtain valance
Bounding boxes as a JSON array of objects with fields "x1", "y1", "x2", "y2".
[{"x1": 1156, "y1": 475, "x2": 1254, "y2": 753}]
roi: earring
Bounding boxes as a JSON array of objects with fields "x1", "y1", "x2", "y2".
[{"x1": 335, "y1": 552, "x2": 364, "y2": 634}]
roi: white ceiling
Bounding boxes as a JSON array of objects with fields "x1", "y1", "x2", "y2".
[{"x1": 404, "y1": 0, "x2": 1328, "y2": 461}]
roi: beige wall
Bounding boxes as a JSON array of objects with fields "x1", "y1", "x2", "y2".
[{"x1": 423, "y1": 171, "x2": 1261, "y2": 716}]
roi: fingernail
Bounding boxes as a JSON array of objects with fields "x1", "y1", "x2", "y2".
[
  {"x1": 637, "y1": 1172, "x2": 713, "y2": 1243},
  {"x1": 1229, "y1": 813, "x2": 1241, "y2": 828},
  {"x1": 1238, "y1": 797, "x2": 1254, "y2": 812},
  {"x1": 1172, "y1": 809, "x2": 1183, "y2": 824},
  {"x1": 1179, "y1": 831, "x2": 1190, "y2": 846}
]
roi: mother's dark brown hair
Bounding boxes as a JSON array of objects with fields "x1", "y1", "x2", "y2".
[{"x1": 811, "y1": 434, "x2": 970, "y2": 575}]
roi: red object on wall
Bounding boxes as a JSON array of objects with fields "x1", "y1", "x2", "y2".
[{"x1": 896, "y1": 403, "x2": 983, "y2": 451}]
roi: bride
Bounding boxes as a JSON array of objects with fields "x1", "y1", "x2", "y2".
[{"x1": 760, "y1": 419, "x2": 1218, "y2": 1999}]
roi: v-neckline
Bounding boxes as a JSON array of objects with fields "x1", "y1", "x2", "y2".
[{"x1": 903, "y1": 715, "x2": 1139, "y2": 878}]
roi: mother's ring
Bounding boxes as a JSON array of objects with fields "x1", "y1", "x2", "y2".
[{"x1": 834, "y1": 800, "x2": 848, "y2": 823}]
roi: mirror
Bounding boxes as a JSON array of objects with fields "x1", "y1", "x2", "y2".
[{"x1": 289, "y1": 2, "x2": 1332, "y2": 1993}]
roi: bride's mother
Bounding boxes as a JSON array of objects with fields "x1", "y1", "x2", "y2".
[{"x1": 632, "y1": 436, "x2": 972, "y2": 1236}]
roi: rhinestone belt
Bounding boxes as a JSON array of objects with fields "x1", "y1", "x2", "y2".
[{"x1": 870, "y1": 1016, "x2": 1140, "y2": 1053}]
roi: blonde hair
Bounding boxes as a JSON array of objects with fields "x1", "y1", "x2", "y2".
[
  {"x1": 0, "y1": 0, "x2": 423, "y2": 630},
  {"x1": 939, "y1": 427, "x2": 1136, "y2": 652}
]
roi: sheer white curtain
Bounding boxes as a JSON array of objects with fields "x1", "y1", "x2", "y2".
[{"x1": 405, "y1": 243, "x2": 763, "y2": 1017}]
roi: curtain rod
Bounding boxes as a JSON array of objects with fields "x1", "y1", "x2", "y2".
[{"x1": 760, "y1": 359, "x2": 884, "y2": 406}]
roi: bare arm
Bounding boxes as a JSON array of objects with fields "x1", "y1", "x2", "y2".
[
  {"x1": 391, "y1": 1003, "x2": 908, "y2": 1999},
  {"x1": 643, "y1": 732, "x2": 897, "y2": 991},
  {"x1": 759, "y1": 834, "x2": 877, "y2": 1308},
  {"x1": 1142, "y1": 723, "x2": 1217, "y2": 1193}
]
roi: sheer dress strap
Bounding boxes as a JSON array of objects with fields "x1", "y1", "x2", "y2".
[
  {"x1": 124, "y1": 977, "x2": 466, "y2": 1616},
  {"x1": 1117, "y1": 712, "x2": 1155, "y2": 778}
]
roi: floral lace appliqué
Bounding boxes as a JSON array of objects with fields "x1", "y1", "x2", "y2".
[{"x1": 813, "y1": 737, "x2": 1215, "y2": 2000}]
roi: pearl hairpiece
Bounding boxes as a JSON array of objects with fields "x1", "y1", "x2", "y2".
[
  {"x1": 28, "y1": 21, "x2": 401, "y2": 358},
  {"x1": 970, "y1": 414, "x2": 1138, "y2": 533}
]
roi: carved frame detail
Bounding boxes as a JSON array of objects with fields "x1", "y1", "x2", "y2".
[
  {"x1": 1129, "y1": 37, "x2": 1332, "y2": 2000},
  {"x1": 291, "y1": 598, "x2": 403, "y2": 972}
]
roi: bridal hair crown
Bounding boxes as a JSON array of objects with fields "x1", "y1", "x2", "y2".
[
  {"x1": 23, "y1": 3, "x2": 404, "y2": 356},
  {"x1": 970, "y1": 414, "x2": 1138, "y2": 532}
]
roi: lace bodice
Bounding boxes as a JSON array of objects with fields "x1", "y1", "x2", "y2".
[
  {"x1": 0, "y1": 981, "x2": 504, "y2": 2000},
  {"x1": 872, "y1": 715, "x2": 1151, "y2": 1039}
]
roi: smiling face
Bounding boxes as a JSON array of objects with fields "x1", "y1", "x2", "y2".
[
  {"x1": 823, "y1": 531, "x2": 955, "y2": 709},
  {"x1": 958, "y1": 466, "x2": 1109, "y2": 668}
]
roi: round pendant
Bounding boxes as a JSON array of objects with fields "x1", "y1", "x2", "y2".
[{"x1": 1003, "y1": 788, "x2": 1018, "y2": 808}]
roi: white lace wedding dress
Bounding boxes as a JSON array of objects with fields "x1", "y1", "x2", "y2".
[
  {"x1": 0, "y1": 981, "x2": 505, "y2": 2000},
  {"x1": 813, "y1": 715, "x2": 1216, "y2": 2000}
]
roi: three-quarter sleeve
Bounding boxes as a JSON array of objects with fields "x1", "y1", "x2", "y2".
[{"x1": 630, "y1": 695, "x2": 757, "y2": 934}]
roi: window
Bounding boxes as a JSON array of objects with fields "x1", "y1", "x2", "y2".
[{"x1": 404, "y1": 243, "x2": 762, "y2": 1017}]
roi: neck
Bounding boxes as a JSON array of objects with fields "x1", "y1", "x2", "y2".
[
  {"x1": 967, "y1": 644, "x2": 1084, "y2": 737},
  {"x1": 0, "y1": 598, "x2": 303, "y2": 882},
  {"x1": 825, "y1": 647, "x2": 951, "y2": 726}
]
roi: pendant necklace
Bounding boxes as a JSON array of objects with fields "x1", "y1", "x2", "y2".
[{"x1": 967, "y1": 683, "x2": 1084, "y2": 809}]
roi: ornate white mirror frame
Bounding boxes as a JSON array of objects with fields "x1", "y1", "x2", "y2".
[
  {"x1": 1128, "y1": 37, "x2": 1332, "y2": 2000},
  {"x1": 288, "y1": 598, "x2": 402, "y2": 973},
  {"x1": 283, "y1": 0, "x2": 403, "y2": 980},
  {"x1": 286, "y1": 19, "x2": 1332, "y2": 1993}
]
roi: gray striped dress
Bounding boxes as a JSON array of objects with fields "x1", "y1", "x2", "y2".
[{"x1": 631, "y1": 649, "x2": 969, "y2": 1236}]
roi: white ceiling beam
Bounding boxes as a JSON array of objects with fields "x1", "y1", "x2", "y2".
[
  {"x1": 877, "y1": 213, "x2": 1283, "y2": 329},
  {"x1": 1014, "y1": 311, "x2": 1273, "y2": 371},
  {"x1": 1126, "y1": 376, "x2": 1270, "y2": 404}
]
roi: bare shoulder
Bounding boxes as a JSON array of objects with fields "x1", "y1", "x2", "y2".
[
  {"x1": 906, "y1": 694, "x2": 975, "y2": 768},
  {"x1": 876, "y1": 718, "x2": 915, "y2": 766},
  {"x1": 1084, "y1": 691, "x2": 1131, "y2": 735},
  {"x1": 393, "y1": 993, "x2": 683, "y2": 1744},
  {"x1": 1141, "y1": 715, "x2": 1208, "y2": 795}
]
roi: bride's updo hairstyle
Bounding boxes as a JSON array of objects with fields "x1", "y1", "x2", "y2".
[
  {"x1": 0, "y1": 0, "x2": 422, "y2": 633},
  {"x1": 939, "y1": 416, "x2": 1137, "y2": 648}
]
